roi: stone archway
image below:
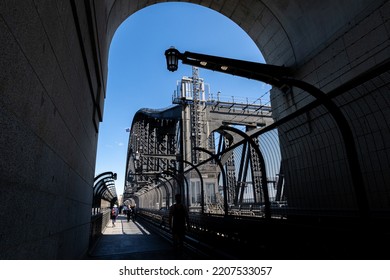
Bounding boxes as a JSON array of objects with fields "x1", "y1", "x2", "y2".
[
  {"x1": 102, "y1": 1, "x2": 295, "y2": 67},
  {"x1": 0, "y1": 0, "x2": 388, "y2": 259}
]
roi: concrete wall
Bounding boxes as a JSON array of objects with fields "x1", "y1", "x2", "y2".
[
  {"x1": 0, "y1": 1, "x2": 100, "y2": 259},
  {"x1": 271, "y1": 1, "x2": 390, "y2": 213},
  {"x1": 1, "y1": 0, "x2": 389, "y2": 259}
]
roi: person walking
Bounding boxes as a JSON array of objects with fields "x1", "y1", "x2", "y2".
[
  {"x1": 126, "y1": 206, "x2": 132, "y2": 222},
  {"x1": 169, "y1": 194, "x2": 189, "y2": 255},
  {"x1": 110, "y1": 205, "x2": 118, "y2": 227},
  {"x1": 130, "y1": 204, "x2": 136, "y2": 221}
]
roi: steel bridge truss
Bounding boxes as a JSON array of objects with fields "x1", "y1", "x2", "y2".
[{"x1": 125, "y1": 105, "x2": 283, "y2": 219}]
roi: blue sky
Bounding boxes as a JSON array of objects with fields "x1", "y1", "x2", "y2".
[{"x1": 94, "y1": 2, "x2": 270, "y2": 196}]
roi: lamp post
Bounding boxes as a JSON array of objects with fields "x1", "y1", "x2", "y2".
[
  {"x1": 164, "y1": 47, "x2": 369, "y2": 218},
  {"x1": 164, "y1": 47, "x2": 291, "y2": 86}
]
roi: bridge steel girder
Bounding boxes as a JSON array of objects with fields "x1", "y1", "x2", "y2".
[
  {"x1": 236, "y1": 141, "x2": 249, "y2": 205},
  {"x1": 218, "y1": 126, "x2": 271, "y2": 220},
  {"x1": 194, "y1": 147, "x2": 229, "y2": 216},
  {"x1": 126, "y1": 107, "x2": 181, "y2": 199}
]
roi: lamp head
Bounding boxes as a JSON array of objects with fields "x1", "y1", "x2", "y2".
[{"x1": 165, "y1": 46, "x2": 180, "y2": 72}]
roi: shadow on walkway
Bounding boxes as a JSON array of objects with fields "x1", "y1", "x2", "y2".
[{"x1": 87, "y1": 215, "x2": 187, "y2": 260}]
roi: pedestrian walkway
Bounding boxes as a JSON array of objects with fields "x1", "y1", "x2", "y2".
[{"x1": 88, "y1": 215, "x2": 178, "y2": 260}]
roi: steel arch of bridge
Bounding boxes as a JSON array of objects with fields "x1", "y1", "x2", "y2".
[{"x1": 126, "y1": 113, "x2": 280, "y2": 218}]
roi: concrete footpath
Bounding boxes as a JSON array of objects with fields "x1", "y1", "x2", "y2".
[{"x1": 87, "y1": 215, "x2": 178, "y2": 260}]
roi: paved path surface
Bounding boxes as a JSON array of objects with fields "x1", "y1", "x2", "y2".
[{"x1": 87, "y1": 215, "x2": 179, "y2": 260}]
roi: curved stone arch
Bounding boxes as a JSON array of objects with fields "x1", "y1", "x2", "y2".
[
  {"x1": 102, "y1": 0, "x2": 295, "y2": 70},
  {"x1": 99, "y1": 0, "x2": 388, "y2": 95}
]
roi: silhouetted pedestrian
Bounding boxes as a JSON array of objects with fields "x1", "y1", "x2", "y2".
[
  {"x1": 126, "y1": 207, "x2": 132, "y2": 222},
  {"x1": 110, "y1": 205, "x2": 118, "y2": 227},
  {"x1": 169, "y1": 194, "x2": 189, "y2": 255},
  {"x1": 130, "y1": 204, "x2": 136, "y2": 221}
]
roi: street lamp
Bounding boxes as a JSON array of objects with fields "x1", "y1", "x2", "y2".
[
  {"x1": 164, "y1": 47, "x2": 291, "y2": 86},
  {"x1": 164, "y1": 47, "x2": 369, "y2": 218}
]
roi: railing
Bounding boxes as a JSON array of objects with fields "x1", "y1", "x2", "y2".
[
  {"x1": 89, "y1": 208, "x2": 111, "y2": 250},
  {"x1": 137, "y1": 207, "x2": 390, "y2": 259}
]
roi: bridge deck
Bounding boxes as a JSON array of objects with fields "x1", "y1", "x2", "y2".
[{"x1": 87, "y1": 215, "x2": 195, "y2": 260}]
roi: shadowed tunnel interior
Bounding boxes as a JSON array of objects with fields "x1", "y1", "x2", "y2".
[{"x1": 0, "y1": 0, "x2": 389, "y2": 259}]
